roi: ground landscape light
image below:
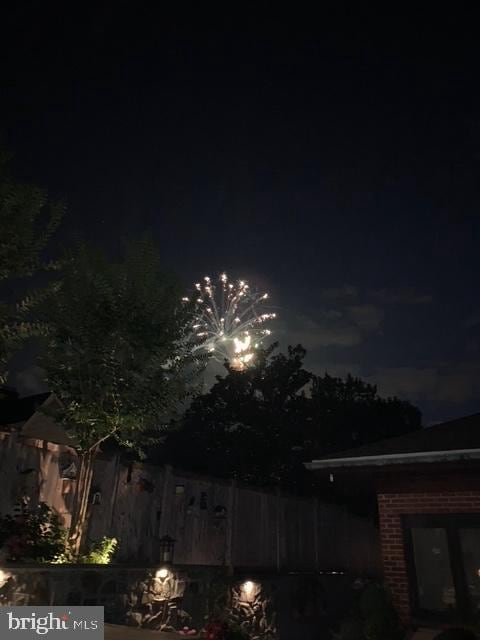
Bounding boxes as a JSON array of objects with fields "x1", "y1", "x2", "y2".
[
  {"x1": 242, "y1": 580, "x2": 254, "y2": 595},
  {"x1": 156, "y1": 568, "x2": 169, "y2": 579}
]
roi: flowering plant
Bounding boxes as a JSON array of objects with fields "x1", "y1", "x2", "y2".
[
  {"x1": 0, "y1": 502, "x2": 65, "y2": 562},
  {"x1": 203, "y1": 619, "x2": 249, "y2": 640},
  {"x1": 204, "y1": 621, "x2": 226, "y2": 640}
]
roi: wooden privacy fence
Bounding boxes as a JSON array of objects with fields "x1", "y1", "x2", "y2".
[{"x1": 0, "y1": 433, "x2": 381, "y2": 574}]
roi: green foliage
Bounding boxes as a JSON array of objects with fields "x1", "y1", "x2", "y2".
[
  {"x1": 0, "y1": 150, "x2": 63, "y2": 383},
  {"x1": 81, "y1": 537, "x2": 118, "y2": 564},
  {"x1": 0, "y1": 502, "x2": 66, "y2": 562},
  {"x1": 162, "y1": 343, "x2": 313, "y2": 488},
  {"x1": 331, "y1": 619, "x2": 364, "y2": 640},
  {"x1": 224, "y1": 624, "x2": 250, "y2": 640},
  {"x1": 0, "y1": 151, "x2": 63, "y2": 282},
  {"x1": 310, "y1": 373, "x2": 421, "y2": 453},
  {"x1": 53, "y1": 536, "x2": 118, "y2": 565},
  {"x1": 33, "y1": 238, "x2": 200, "y2": 455},
  {"x1": 27, "y1": 237, "x2": 201, "y2": 550},
  {"x1": 161, "y1": 343, "x2": 421, "y2": 490},
  {"x1": 333, "y1": 584, "x2": 404, "y2": 640},
  {"x1": 360, "y1": 585, "x2": 404, "y2": 640}
]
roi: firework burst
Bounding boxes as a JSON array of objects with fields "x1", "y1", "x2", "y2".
[{"x1": 184, "y1": 273, "x2": 276, "y2": 369}]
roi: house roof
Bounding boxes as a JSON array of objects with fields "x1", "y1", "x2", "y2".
[
  {"x1": 0, "y1": 389, "x2": 77, "y2": 447},
  {"x1": 0, "y1": 390, "x2": 52, "y2": 425},
  {"x1": 305, "y1": 413, "x2": 480, "y2": 471}
]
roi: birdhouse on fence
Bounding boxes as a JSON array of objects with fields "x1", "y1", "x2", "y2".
[{"x1": 60, "y1": 461, "x2": 77, "y2": 480}]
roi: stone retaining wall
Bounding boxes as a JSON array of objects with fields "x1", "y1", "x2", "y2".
[{"x1": 0, "y1": 564, "x2": 356, "y2": 639}]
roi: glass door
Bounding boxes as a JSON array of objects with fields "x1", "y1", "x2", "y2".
[
  {"x1": 459, "y1": 528, "x2": 480, "y2": 617},
  {"x1": 410, "y1": 526, "x2": 456, "y2": 613},
  {"x1": 403, "y1": 514, "x2": 480, "y2": 623}
]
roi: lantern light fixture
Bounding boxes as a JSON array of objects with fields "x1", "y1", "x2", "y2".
[{"x1": 159, "y1": 535, "x2": 175, "y2": 564}]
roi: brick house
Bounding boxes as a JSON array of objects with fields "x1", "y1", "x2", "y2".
[{"x1": 306, "y1": 413, "x2": 480, "y2": 630}]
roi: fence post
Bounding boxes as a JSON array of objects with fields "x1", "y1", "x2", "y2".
[
  {"x1": 313, "y1": 496, "x2": 319, "y2": 570},
  {"x1": 108, "y1": 453, "x2": 121, "y2": 535},
  {"x1": 276, "y1": 488, "x2": 282, "y2": 573},
  {"x1": 159, "y1": 464, "x2": 173, "y2": 538},
  {"x1": 225, "y1": 478, "x2": 236, "y2": 574}
]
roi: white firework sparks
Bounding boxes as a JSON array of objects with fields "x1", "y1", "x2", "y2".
[{"x1": 184, "y1": 273, "x2": 276, "y2": 368}]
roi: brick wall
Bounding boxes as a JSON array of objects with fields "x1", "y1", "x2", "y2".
[{"x1": 377, "y1": 490, "x2": 480, "y2": 621}]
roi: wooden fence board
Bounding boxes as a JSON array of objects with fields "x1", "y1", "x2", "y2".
[{"x1": 0, "y1": 434, "x2": 381, "y2": 573}]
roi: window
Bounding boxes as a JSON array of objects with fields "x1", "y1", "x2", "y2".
[
  {"x1": 410, "y1": 527, "x2": 455, "y2": 612},
  {"x1": 403, "y1": 514, "x2": 480, "y2": 623},
  {"x1": 459, "y1": 528, "x2": 480, "y2": 615}
]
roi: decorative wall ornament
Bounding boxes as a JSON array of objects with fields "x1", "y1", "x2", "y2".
[{"x1": 60, "y1": 462, "x2": 77, "y2": 480}]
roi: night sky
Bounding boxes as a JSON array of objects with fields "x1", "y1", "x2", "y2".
[{"x1": 2, "y1": 4, "x2": 480, "y2": 424}]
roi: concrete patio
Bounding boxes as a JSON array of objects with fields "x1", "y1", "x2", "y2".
[{"x1": 105, "y1": 624, "x2": 201, "y2": 639}]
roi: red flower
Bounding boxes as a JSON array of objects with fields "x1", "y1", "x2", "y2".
[{"x1": 204, "y1": 621, "x2": 225, "y2": 640}]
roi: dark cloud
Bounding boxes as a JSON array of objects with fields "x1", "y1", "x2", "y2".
[
  {"x1": 465, "y1": 311, "x2": 480, "y2": 328},
  {"x1": 370, "y1": 288, "x2": 433, "y2": 305},
  {"x1": 321, "y1": 285, "x2": 359, "y2": 302},
  {"x1": 320, "y1": 285, "x2": 432, "y2": 307},
  {"x1": 366, "y1": 361, "x2": 480, "y2": 408},
  {"x1": 347, "y1": 304, "x2": 384, "y2": 331},
  {"x1": 282, "y1": 303, "x2": 384, "y2": 351}
]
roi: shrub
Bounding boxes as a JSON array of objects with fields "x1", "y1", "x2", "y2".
[
  {"x1": 81, "y1": 537, "x2": 118, "y2": 564},
  {"x1": 332, "y1": 618, "x2": 364, "y2": 640},
  {"x1": 332, "y1": 582, "x2": 404, "y2": 640},
  {"x1": 360, "y1": 585, "x2": 404, "y2": 640},
  {"x1": 204, "y1": 620, "x2": 249, "y2": 640},
  {"x1": 0, "y1": 502, "x2": 65, "y2": 562},
  {"x1": 53, "y1": 536, "x2": 118, "y2": 564}
]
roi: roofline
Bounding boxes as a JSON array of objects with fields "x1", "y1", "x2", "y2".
[{"x1": 305, "y1": 448, "x2": 480, "y2": 470}]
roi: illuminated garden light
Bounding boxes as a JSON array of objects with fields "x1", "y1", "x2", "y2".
[{"x1": 156, "y1": 568, "x2": 169, "y2": 579}]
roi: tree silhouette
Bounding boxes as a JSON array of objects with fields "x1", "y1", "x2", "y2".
[{"x1": 161, "y1": 343, "x2": 421, "y2": 491}]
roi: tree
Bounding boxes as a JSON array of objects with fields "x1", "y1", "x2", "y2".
[
  {"x1": 307, "y1": 373, "x2": 421, "y2": 456},
  {"x1": 33, "y1": 239, "x2": 199, "y2": 552},
  {"x1": 0, "y1": 150, "x2": 63, "y2": 383},
  {"x1": 162, "y1": 343, "x2": 314, "y2": 489},
  {"x1": 162, "y1": 344, "x2": 421, "y2": 491},
  {"x1": 0, "y1": 502, "x2": 65, "y2": 562}
]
